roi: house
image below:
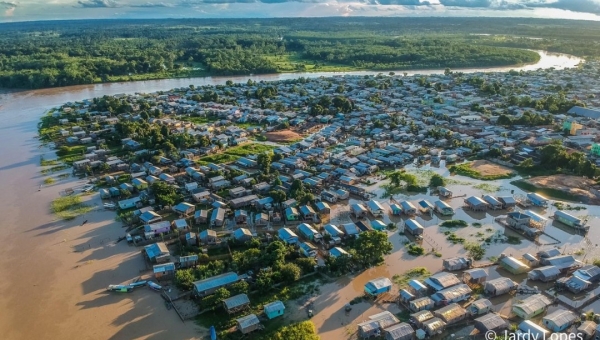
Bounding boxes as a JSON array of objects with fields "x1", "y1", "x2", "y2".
[
  {"x1": 254, "y1": 212, "x2": 269, "y2": 226},
  {"x1": 474, "y1": 313, "x2": 508, "y2": 334},
  {"x1": 484, "y1": 277, "x2": 517, "y2": 297},
  {"x1": 329, "y1": 247, "x2": 349, "y2": 258},
  {"x1": 528, "y1": 266, "x2": 561, "y2": 282},
  {"x1": 264, "y1": 300, "x2": 285, "y2": 320},
  {"x1": 425, "y1": 272, "x2": 461, "y2": 291},
  {"x1": 144, "y1": 221, "x2": 172, "y2": 239},
  {"x1": 153, "y1": 262, "x2": 175, "y2": 280},
  {"x1": 430, "y1": 284, "x2": 472, "y2": 305},
  {"x1": 140, "y1": 210, "x2": 162, "y2": 224},
  {"x1": 434, "y1": 200, "x2": 454, "y2": 216},
  {"x1": 223, "y1": 294, "x2": 250, "y2": 314},
  {"x1": 483, "y1": 195, "x2": 503, "y2": 210},
  {"x1": 210, "y1": 207, "x2": 226, "y2": 227},
  {"x1": 409, "y1": 297, "x2": 435, "y2": 313},
  {"x1": 364, "y1": 277, "x2": 393, "y2": 296},
  {"x1": 341, "y1": 222, "x2": 360, "y2": 237},
  {"x1": 462, "y1": 268, "x2": 488, "y2": 285},
  {"x1": 233, "y1": 228, "x2": 253, "y2": 242},
  {"x1": 297, "y1": 223, "x2": 322, "y2": 241},
  {"x1": 576, "y1": 321, "x2": 597, "y2": 340},
  {"x1": 518, "y1": 320, "x2": 550, "y2": 339},
  {"x1": 144, "y1": 242, "x2": 169, "y2": 263},
  {"x1": 543, "y1": 254, "x2": 582, "y2": 271},
  {"x1": 285, "y1": 207, "x2": 300, "y2": 221},
  {"x1": 497, "y1": 196, "x2": 517, "y2": 209},
  {"x1": 400, "y1": 201, "x2": 417, "y2": 215},
  {"x1": 417, "y1": 199, "x2": 434, "y2": 213},
  {"x1": 299, "y1": 242, "x2": 317, "y2": 257},
  {"x1": 193, "y1": 272, "x2": 240, "y2": 296},
  {"x1": 179, "y1": 254, "x2": 198, "y2": 268},
  {"x1": 499, "y1": 255, "x2": 530, "y2": 274},
  {"x1": 400, "y1": 289, "x2": 415, "y2": 303},
  {"x1": 199, "y1": 229, "x2": 217, "y2": 244},
  {"x1": 195, "y1": 210, "x2": 209, "y2": 224},
  {"x1": 118, "y1": 197, "x2": 141, "y2": 210},
  {"x1": 433, "y1": 303, "x2": 467, "y2": 325},
  {"x1": 527, "y1": 192, "x2": 549, "y2": 207},
  {"x1": 409, "y1": 310, "x2": 434, "y2": 328},
  {"x1": 132, "y1": 178, "x2": 148, "y2": 190},
  {"x1": 390, "y1": 203, "x2": 403, "y2": 216},
  {"x1": 464, "y1": 196, "x2": 488, "y2": 211},
  {"x1": 558, "y1": 275, "x2": 591, "y2": 293},
  {"x1": 574, "y1": 265, "x2": 600, "y2": 283},
  {"x1": 350, "y1": 203, "x2": 368, "y2": 218},
  {"x1": 366, "y1": 200, "x2": 385, "y2": 216},
  {"x1": 172, "y1": 219, "x2": 188, "y2": 231},
  {"x1": 299, "y1": 205, "x2": 317, "y2": 221},
  {"x1": 554, "y1": 210, "x2": 587, "y2": 231},
  {"x1": 383, "y1": 322, "x2": 415, "y2": 340},
  {"x1": 404, "y1": 219, "x2": 424, "y2": 236},
  {"x1": 278, "y1": 228, "x2": 299, "y2": 244},
  {"x1": 512, "y1": 294, "x2": 551, "y2": 319},
  {"x1": 408, "y1": 280, "x2": 428, "y2": 297},
  {"x1": 358, "y1": 312, "x2": 400, "y2": 339},
  {"x1": 184, "y1": 232, "x2": 198, "y2": 246},
  {"x1": 543, "y1": 310, "x2": 578, "y2": 332},
  {"x1": 173, "y1": 202, "x2": 195, "y2": 216},
  {"x1": 193, "y1": 191, "x2": 211, "y2": 203},
  {"x1": 522, "y1": 253, "x2": 540, "y2": 268},
  {"x1": 99, "y1": 189, "x2": 110, "y2": 199},
  {"x1": 324, "y1": 224, "x2": 344, "y2": 238},
  {"x1": 236, "y1": 314, "x2": 261, "y2": 334},
  {"x1": 234, "y1": 210, "x2": 248, "y2": 224},
  {"x1": 468, "y1": 298, "x2": 493, "y2": 316},
  {"x1": 315, "y1": 201, "x2": 331, "y2": 215},
  {"x1": 443, "y1": 257, "x2": 471, "y2": 271},
  {"x1": 437, "y1": 186, "x2": 452, "y2": 198},
  {"x1": 423, "y1": 317, "x2": 446, "y2": 337}
]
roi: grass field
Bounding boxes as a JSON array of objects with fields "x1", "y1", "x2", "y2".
[
  {"x1": 51, "y1": 195, "x2": 94, "y2": 220},
  {"x1": 511, "y1": 180, "x2": 580, "y2": 202},
  {"x1": 264, "y1": 53, "x2": 357, "y2": 73},
  {"x1": 197, "y1": 143, "x2": 275, "y2": 165}
]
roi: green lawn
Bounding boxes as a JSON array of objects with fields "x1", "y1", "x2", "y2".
[
  {"x1": 51, "y1": 195, "x2": 94, "y2": 220},
  {"x1": 197, "y1": 143, "x2": 275, "y2": 165},
  {"x1": 263, "y1": 53, "x2": 357, "y2": 73}
]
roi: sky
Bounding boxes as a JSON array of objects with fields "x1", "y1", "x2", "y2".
[{"x1": 0, "y1": 0, "x2": 599, "y2": 22}]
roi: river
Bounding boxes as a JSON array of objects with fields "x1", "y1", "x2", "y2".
[{"x1": 0, "y1": 50, "x2": 584, "y2": 340}]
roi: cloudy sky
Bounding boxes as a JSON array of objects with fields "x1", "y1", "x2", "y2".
[{"x1": 1, "y1": 0, "x2": 599, "y2": 22}]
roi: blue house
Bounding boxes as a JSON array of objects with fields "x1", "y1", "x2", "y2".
[
  {"x1": 542, "y1": 310, "x2": 577, "y2": 332},
  {"x1": 527, "y1": 193, "x2": 549, "y2": 207},
  {"x1": 264, "y1": 300, "x2": 285, "y2": 320},
  {"x1": 323, "y1": 224, "x2": 344, "y2": 238},
  {"x1": 299, "y1": 242, "x2": 317, "y2": 257},
  {"x1": 297, "y1": 223, "x2": 321, "y2": 241},
  {"x1": 364, "y1": 277, "x2": 393, "y2": 296},
  {"x1": 371, "y1": 220, "x2": 387, "y2": 231},
  {"x1": 278, "y1": 228, "x2": 299, "y2": 244}
]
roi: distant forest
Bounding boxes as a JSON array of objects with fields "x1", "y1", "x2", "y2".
[{"x1": 0, "y1": 17, "x2": 599, "y2": 89}]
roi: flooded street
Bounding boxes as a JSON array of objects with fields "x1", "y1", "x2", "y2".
[{"x1": 0, "y1": 50, "x2": 588, "y2": 340}]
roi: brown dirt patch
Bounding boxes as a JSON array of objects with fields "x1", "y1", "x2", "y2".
[
  {"x1": 527, "y1": 174, "x2": 600, "y2": 203},
  {"x1": 470, "y1": 160, "x2": 513, "y2": 176},
  {"x1": 264, "y1": 130, "x2": 302, "y2": 143}
]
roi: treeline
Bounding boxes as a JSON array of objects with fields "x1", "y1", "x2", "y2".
[{"x1": 2, "y1": 17, "x2": 600, "y2": 89}]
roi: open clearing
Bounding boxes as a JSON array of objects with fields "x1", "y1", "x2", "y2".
[
  {"x1": 264, "y1": 130, "x2": 303, "y2": 143},
  {"x1": 470, "y1": 160, "x2": 514, "y2": 177},
  {"x1": 526, "y1": 174, "x2": 600, "y2": 203}
]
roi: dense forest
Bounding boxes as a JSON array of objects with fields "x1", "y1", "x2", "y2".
[{"x1": 1, "y1": 17, "x2": 600, "y2": 89}]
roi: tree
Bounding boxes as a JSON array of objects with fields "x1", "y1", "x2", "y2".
[
  {"x1": 257, "y1": 152, "x2": 273, "y2": 174},
  {"x1": 295, "y1": 257, "x2": 316, "y2": 274},
  {"x1": 351, "y1": 231, "x2": 393, "y2": 267},
  {"x1": 429, "y1": 174, "x2": 446, "y2": 188},
  {"x1": 269, "y1": 189, "x2": 287, "y2": 205},
  {"x1": 175, "y1": 268, "x2": 195, "y2": 290},
  {"x1": 518, "y1": 158, "x2": 534, "y2": 168},
  {"x1": 270, "y1": 321, "x2": 320, "y2": 340},
  {"x1": 255, "y1": 270, "x2": 274, "y2": 291},
  {"x1": 228, "y1": 280, "x2": 249, "y2": 295},
  {"x1": 151, "y1": 181, "x2": 182, "y2": 207},
  {"x1": 279, "y1": 263, "x2": 302, "y2": 282}
]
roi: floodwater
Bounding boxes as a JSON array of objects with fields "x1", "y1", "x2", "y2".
[{"x1": 0, "y1": 50, "x2": 586, "y2": 339}]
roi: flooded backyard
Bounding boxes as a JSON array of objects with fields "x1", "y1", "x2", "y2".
[{"x1": 307, "y1": 162, "x2": 599, "y2": 339}]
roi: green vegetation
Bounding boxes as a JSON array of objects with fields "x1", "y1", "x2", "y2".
[
  {"x1": 593, "y1": 259, "x2": 600, "y2": 267},
  {"x1": 406, "y1": 244, "x2": 425, "y2": 256},
  {"x1": 151, "y1": 181, "x2": 183, "y2": 206},
  {"x1": 445, "y1": 232, "x2": 465, "y2": 244},
  {"x1": 473, "y1": 183, "x2": 501, "y2": 193},
  {"x1": 429, "y1": 174, "x2": 446, "y2": 188},
  {"x1": 51, "y1": 195, "x2": 93, "y2": 220},
  {"x1": 511, "y1": 180, "x2": 580, "y2": 202},
  {"x1": 392, "y1": 267, "x2": 431, "y2": 289},
  {"x1": 464, "y1": 242, "x2": 486, "y2": 261},
  {"x1": 8, "y1": 17, "x2": 594, "y2": 89},
  {"x1": 386, "y1": 170, "x2": 427, "y2": 194},
  {"x1": 40, "y1": 158, "x2": 61, "y2": 166},
  {"x1": 449, "y1": 162, "x2": 515, "y2": 180},
  {"x1": 506, "y1": 236, "x2": 522, "y2": 245},
  {"x1": 552, "y1": 202, "x2": 586, "y2": 211},
  {"x1": 517, "y1": 141, "x2": 600, "y2": 178},
  {"x1": 43, "y1": 177, "x2": 56, "y2": 185},
  {"x1": 198, "y1": 143, "x2": 274, "y2": 165},
  {"x1": 349, "y1": 231, "x2": 393, "y2": 266},
  {"x1": 440, "y1": 220, "x2": 468, "y2": 228}
]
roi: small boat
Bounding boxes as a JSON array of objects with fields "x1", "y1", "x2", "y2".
[
  {"x1": 129, "y1": 280, "x2": 147, "y2": 288},
  {"x1": 148, "y1": 281, "x2": 162, "y2": 291},
  {"x1": 107, "y1": 285, "x2": 133, "y2": 293},
  {"x1": 209, "y1": 326, "x2": 217, "y2": 340}
]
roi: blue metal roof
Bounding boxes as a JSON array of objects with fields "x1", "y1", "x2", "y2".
[{"x1": 193, "y1": 272, "x2": 239, "y2": 293}]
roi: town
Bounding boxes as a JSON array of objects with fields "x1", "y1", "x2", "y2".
[{"x1": 38, "y1": 60, "x2": 600, "y2": 340}]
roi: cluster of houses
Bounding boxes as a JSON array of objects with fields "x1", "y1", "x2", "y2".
[{"x1": 359, "y1": 251, "x2": 600, "y2": 339}]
